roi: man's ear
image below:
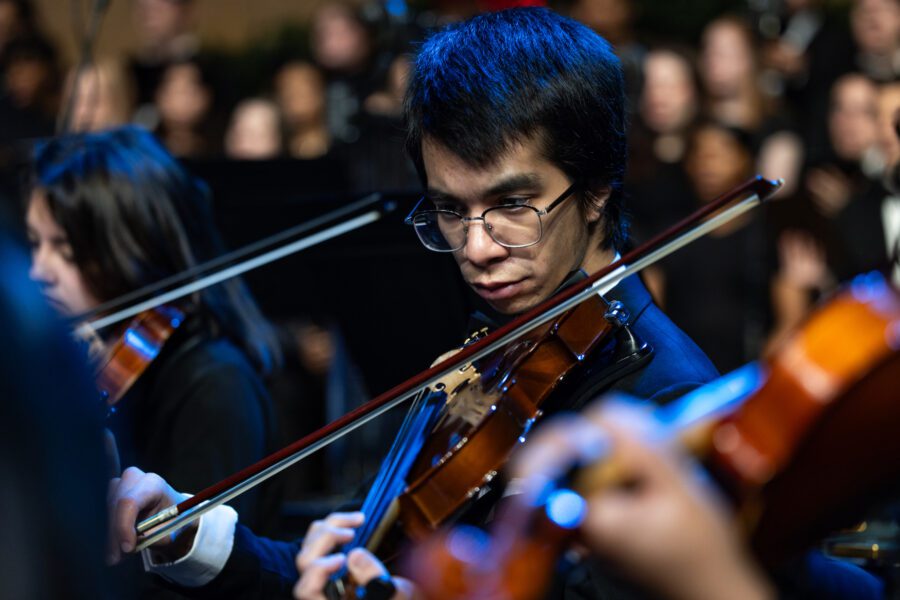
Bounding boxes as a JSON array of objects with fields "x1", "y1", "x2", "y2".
[{"x1": 583, "y1": 188, "x2": 610, "y2": 224}]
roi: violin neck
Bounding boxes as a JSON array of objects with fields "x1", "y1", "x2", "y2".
[{"x1": 325, "y1": 387, "x2": 448, "y2": 595}]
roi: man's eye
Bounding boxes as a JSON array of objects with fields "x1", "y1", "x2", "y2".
[
  {"x1": 434, "y1": 203, "x2": 462, "y2": 213},
  {"x1": 499, "y1": 197, "x2": 531, "y2": 207}
]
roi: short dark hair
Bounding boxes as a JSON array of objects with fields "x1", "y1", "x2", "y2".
[
  {"x1": 404, "y1": 7, "x2": 628, "y2": 250},
  {"x1": 30, "y1": 126, "x2": 280, "y2": 374}
]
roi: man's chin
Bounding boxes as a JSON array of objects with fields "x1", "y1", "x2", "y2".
[{"x1": 484, "y1": 295, "x2": 536, "y2": 317}]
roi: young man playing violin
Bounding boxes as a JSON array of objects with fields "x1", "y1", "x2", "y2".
[{"x1": 108, "y1": 8, "x2": 724, "y2": 598}]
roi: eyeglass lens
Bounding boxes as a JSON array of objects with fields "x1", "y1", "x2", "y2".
[{"x1": 413, "y1": 205, "x2": 542, "y2": 251}]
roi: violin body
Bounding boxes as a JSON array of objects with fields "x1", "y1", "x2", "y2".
[
  {"x1": 719, "y1": 273, "x2": 900, "y2": 563},
  {"x1": 397, "y1": 292, "x2": 622, "y2": 539},
  {"x1": 94, "y1": 305, "x2": 185, "y2": 407}
]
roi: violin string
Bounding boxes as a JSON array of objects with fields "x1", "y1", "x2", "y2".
[{"x1": 354, "y1": 389, "x2": 430, "y2": 544}]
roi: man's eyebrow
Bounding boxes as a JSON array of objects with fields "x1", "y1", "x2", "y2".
[
  {"x1": 424, "y1": 188, "x2": 459, "y2": 203},
  {"x1": 484, "y1": 173, "x2": 543, "y2": 197},
  {"x1": 426, "y1": 174, "x2": 544, "y2": 202}
]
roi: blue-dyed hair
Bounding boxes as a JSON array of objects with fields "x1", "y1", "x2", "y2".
[
  {"x1": 404, "y1": 7, "x2": 628, "y2": 250},
  {"x1": 29, "y1": 126, "x2": 280, "y2": 374}
]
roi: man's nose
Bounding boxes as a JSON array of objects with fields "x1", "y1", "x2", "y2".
[{"x1": 463, "y1": 220, "x2": 508, "y2": 266}]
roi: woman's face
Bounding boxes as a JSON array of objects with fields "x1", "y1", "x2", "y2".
[
  {"x1": 156, "y1": 63, "x2": 210, "y2": 128},
  {"x1": 829, "y1": 75, "x2": 879, "y2": 161},
  {"x1": 686, "y1": 126, "x2": 752, "y2": 202},
  {"x1": 700, "y1": 21, "x2": 755, "y2": 99},
  {"x1": 276, "y1": 63, "x2": 326, "y2": 126},
  {"x1": 641, "y1": 51, "x2": 697, "y2": 134},
  {"x1": 26, "y1": 191, "x2": 101, "y2": 316}
]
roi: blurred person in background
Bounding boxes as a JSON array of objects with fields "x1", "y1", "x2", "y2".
[
  {"x1": 129, "y1": 0, "x2": 199, "y2": 126},
  {"x1": 351, "y1": 50, "x2": 419, "y2": 192},
  {"x1": 65, "y1": 60, "x2": 136, "y2": 132},
  {"x1": 274, "y1": 60, "x2": 331, "y2": 160},
  {"x1": 770, "y1": 78, "x2": 900, "y2": 354},
  {"x1": 699, "y1": 15, "x2": 803, "y2": 197},
  {"x1": 766, "y1": 74, "x2": 882, "y2": 351},
  {"x1": 831, "y1": 81, "x2": 900, "y2": 286},
  {"x1": 153, "y1": 58, "x2": 221, "y2": 158},
  {"x1": 850, "y1": 0, "x2": 900, "y2": 83},
  {"x1": 810, "y1": 73, "x2": 884, "y2": 220},
  {"x1": 0, "y1": 32, "x2": 58, "y2": 140},
  {"x1": 626, "y1": 46, "x2": 699, "y2": 245},
  {"x1": 363, "y1": 53, "x2": 409, "y2": 118},
  {"x1": 657, "y1": 121, "x2": 771, "y2": 373},
  {"x1": 224, "y1": 98, "x2": 283, "y2": 160},
  {"x1": 0, "y1": 0, "x2": 37, "y2": 64},
  {"x1": 759, "y1": 0, "x2": 855, "y2": 165},
  {"x1": 310, "y1": 1, "x2": 379, "y2": 145},
  {"x1": 567, "y1": 0, "x2": 644, "y2": 111}
]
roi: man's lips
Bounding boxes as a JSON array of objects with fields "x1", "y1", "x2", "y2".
[{"x1": 471, "y1": 279, "x2": 526, "y2": 301}]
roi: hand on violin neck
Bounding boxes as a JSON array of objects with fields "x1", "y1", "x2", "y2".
[
  {"x1": 508, "y1": 399, "x2": 775, "y2": 600},
  {"x1": 294, "y1": 511, "x2": 364, "y2": 599},
  {"x1": 293, "y1": 550, "x2": 416, "y2": 600},
  {"x1": 106, "y1": 466, "x2": 193, "y2": 565},
  {"x1": 293, "y1": 512, "x2": 415, "y2": 600}
]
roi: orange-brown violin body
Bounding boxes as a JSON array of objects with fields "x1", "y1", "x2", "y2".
[
  {"x1": 394, "y1": 291, "x2": 619, "y2": 542},
  {"x1": 94, "y1": 305, "x2": 185, "y2": 407}
]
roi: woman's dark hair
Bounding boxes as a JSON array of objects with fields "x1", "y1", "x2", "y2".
[
  {"x1": 29, "y1": 125, "x2": 280, "y2": 374},
  {"x1": 404, "y1": 7, "x2": 628, "y2": 250}
]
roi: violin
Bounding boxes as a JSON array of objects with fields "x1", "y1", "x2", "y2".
[
  {"x1": 402, "y1": 271, "x2": 900, "y2": 600},
  {"x1": 324, "y1": 287, "x2": 641, "y2": 595},
  {"x1": 135, "y1": 176, "x2": 782, "y2": 552},
  {"x1": 84, "y1": 304, "x2": 185, "y2": 410}
]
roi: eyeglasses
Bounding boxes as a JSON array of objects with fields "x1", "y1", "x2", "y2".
[{"x1": 404, "y1": 183, "x2": 579, "y2": 252}]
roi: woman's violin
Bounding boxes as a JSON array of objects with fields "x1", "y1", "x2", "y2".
[
  {"x1": 402, "y1": 270, "x2": 900, "y2": 600},
  {"x1": 81, "y1": 305, "x2": 185, "y2": 410}
]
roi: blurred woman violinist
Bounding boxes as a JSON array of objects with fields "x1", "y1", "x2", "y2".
[{"x1": 24, "y1": 126, "x2": 283, "y2": 595}]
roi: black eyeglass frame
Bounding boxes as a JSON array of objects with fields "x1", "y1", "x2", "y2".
[{"x1": 404, "y1": 182, "x2": 580, "y2": 252}]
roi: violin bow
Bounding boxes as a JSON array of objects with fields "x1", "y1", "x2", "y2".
[
  {"x1": 72, "y1": 192, "x2": 395, "y2": 334},
  {"x1": 135, "y1": 176, "x2": 783, "y2": 550}
]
